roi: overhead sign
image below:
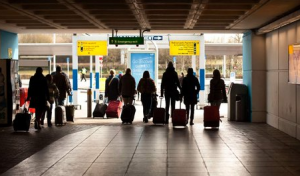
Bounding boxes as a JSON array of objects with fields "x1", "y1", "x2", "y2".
[
  {"x1": 146, "y1": 36, "x2": 163, "y2": 40},
  {"x1": 169, "y1": 40, "x2": 200, "y2": 56},
  {"x1": 77, "y1": 41, "x2": 107, "y2": 56},
  {"x1": 109, "y1": 37, "x2": 144, "y2": 45}
]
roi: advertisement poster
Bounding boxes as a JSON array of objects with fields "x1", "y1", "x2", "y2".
[
  {"x1": 289, "y1": 44, "x2": 300, "y2": 84},
  {"x1": 130, "y1": 53, "x2": 155, "y2": 87}
]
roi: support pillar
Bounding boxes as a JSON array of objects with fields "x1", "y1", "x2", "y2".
[
  {"x1": 199, "y1": 35, "x2": 206, "y2": 105},
  {"x1": 72, "y1": 35, "x2": 78, "y2": 105},
  {"x1": 242, "y1": 31, "x2": 266, "y2": 122},
  {"x1": 95, "y1": 55, "x2": 100, "y2": 102},
  {"x1": 192, "y1": 55, "x2": 196, "y2": 71},
  {"x1": 223, "y1": 55, "x2": 226, "y2": 78}
]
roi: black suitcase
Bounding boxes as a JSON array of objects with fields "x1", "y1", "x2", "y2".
[
  {"x1": 13, "y1": 112, "x2": 31, "y2": 132},
  {"x1": 121, "y1": 104, "x2": 136, "y2": 124},
  {"x1": 93, "y1": 103, "x2": 107, "y2": 118},
  {"x1": 65, "y1": 105, "x2": 75, "y2": 122},
  {"x1": 55, "y1": 106, "x2": 66, "y2": 125}
]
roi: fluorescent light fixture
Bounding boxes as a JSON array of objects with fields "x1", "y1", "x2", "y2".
[{"x1": 257, "y1": 9, "x2": 300, "y2": 35}]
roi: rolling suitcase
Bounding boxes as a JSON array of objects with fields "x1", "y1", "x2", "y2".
[
  {"x1": 121, "y1": 101, "x2": 136, "y2": 124},
  {"x1": 203, "y1": 106, "x2": 221, "y2": 128},
  {"x1": 13, "y1": 104, "x2": 31, "y2": 132},
  {"x1": 172, "y1": 101, "x2": 187, "y2": 126},
  {"x1": 153, "y1": 98, "x2": 166, "y2": 124},
  {"x1": 93, "y1": 103, "x2": 107, "y2": 118},
  {"x1": 106, "y1": 100, "x2": 122, "y2": 118},
  {"x1": 148, "y1": 94, "x2": 158, "y2": 118},
  {"x1": 65, "y1": 105, "x2": 75, "y2": 122},
  {"x1": 55, "y1": 105, "x2": 66, "y2": 125}
]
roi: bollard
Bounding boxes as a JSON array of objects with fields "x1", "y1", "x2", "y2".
[{"x1": 87, "y1": 89, "x2": 92, "y2": 117}]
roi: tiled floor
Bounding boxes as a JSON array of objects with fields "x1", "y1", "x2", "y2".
[{"x1": 3, "y1": 121, "x2": 300, "y2": 176}]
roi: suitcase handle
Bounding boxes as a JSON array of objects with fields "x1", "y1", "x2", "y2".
[{"x1": 159, "y1": 97, "x2": 163, "y2": 108}]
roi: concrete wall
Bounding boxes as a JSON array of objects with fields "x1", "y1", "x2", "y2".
[
  {"x1": 266, "y1": 21, "x2": 300, "y2": 139},
  {"x1": 243, "y1": 31, "x2": 266, "y2": 122},
  {"x1": 0, "y1": 30, "x2": 18, "y2": 60}
]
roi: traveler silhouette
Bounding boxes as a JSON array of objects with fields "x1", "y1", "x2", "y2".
[
  {"x1": 160, "y1": 62, "x2": 181, "y2": 124},
  {"x1": 181, "y1": 68, "x2": 200, "y2": 125}
]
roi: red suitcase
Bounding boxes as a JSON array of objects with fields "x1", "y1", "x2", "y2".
[
  {"x1": 153, "y1": 98, "x2": 166, "y2": 124},
  {"x1": 203, "y1": 106, "x2": 220, "y2": 128},
  {"x1": 19, "y1": 88, "x2": 28, "y2": 107},
  {"x1": 106, "y1": 100, "x2": 122, "y2": 118},
  {"x1": 172, "y1": 101, "x2": 187, "y2": 126}
]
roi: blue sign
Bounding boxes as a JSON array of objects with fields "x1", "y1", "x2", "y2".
[
  {"x1": 173, "y1": 56, "x2": 176, "y2": 63},
  {"x1": 153, "y1": 36, "x2": 163, "y2": 40},
  {"x1": 145, "y1": 36, "x2": 163, "y2": 40},
  {"x1": 131, "y1": 53, "x2": 155, "y2": 87}
]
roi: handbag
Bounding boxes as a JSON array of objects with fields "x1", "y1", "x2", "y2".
[{"x1": 174, "y1": 89, "x2": 180, "y2": 101}]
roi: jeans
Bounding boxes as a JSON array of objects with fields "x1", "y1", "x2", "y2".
[
  {"x1": 165, "y1": 94, "x2": 176, "y2": 122},
  {"x1": 57, "y1": 98, "x2": 65, "y2": 106},
  {"x1": 141, "y1": 93, "x2": 152, "y2": 117},
  {"x1": 185, "y1": 103, "x2": 195, "y2": 122},
  {"x1": 46, "y1": 103, "x2": 53, "y2": 125},
  {"x1": 122, "y1": 97, "x2": 133, "y2": 105},
  {"x1": 211, "y1": 100, "x2": 222, "y2": 109}
]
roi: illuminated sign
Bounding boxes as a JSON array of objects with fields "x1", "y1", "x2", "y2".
[
  {"x1": 169, "y1": 40, "x2": 200, "y2": 56},
  {"x1": 77, "y1": 41, "x2": 107, "y2": 56},
  {"x1": 109, "y1": 37, "x2": 144, "y2": 45}
]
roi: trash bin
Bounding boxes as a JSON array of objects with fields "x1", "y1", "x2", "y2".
[{"x1": 235, "y1": 94, "x2": 246, "y2": 121}]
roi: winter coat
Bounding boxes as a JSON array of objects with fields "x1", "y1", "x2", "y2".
[
  {"x1": 137, "y1": 78, "x2": 156, "y2": 94},
  {"x1": 209, "y1": 78, "x2": 227, "y2": 102},
  {"x1": 47, "y1": 81, "x2": 59, "y2": 104},
  {"x1": 182, "y1": 74, "x2": 200, "y2": 105},
  {"x1": 161, "y1": 67, "x2": 181, "y2": 96},
  {"x1": 105, "y1": 75, "x2": 120, "y2": 101},
  {"x1": 27, "y1": 73, "x2": 49, "y2": 109},
  {"x1": 53, "y1": 72, "x2": 71, "y2": 99},
  {"x1": 119, "y1": 74, "x2": 136, "y2": 97}
]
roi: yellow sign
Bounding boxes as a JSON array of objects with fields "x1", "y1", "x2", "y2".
[
  {"x1": 8, "y1": 48, "x2": 12, "y2": 58},
  {"x1": 77, "y1": 41, "x2": 107, "y2": 56},
  {"x1": 169, "y1": 40, "x2": 200, "y2": 56},
  {"x1": 289, "y1": 45, "x2": 294, "y2": 54}
]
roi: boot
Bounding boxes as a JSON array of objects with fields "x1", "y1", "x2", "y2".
[{"x1": 190, "y1": 119, "x2": 194, "y2": 125}]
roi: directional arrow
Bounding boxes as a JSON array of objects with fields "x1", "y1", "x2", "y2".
[{"x1": 153, "y1": 36, "x2": 163, "y2": 40}]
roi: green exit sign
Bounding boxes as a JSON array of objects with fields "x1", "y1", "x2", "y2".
[{"x1": 109, "y1": 37, "x2": 144, "y2": 45}]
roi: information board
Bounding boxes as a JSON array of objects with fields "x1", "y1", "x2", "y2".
[
  {"x1": 77, "y1": 41, "x2": 107, "y2": 56},
  {"x1": 131, "y1": 53, "x2": 155, "y2": 87},
  {"x1": 169, "y1": 40, "x2": 200, "y2": 56}
]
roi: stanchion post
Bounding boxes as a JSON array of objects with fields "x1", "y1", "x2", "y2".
[{"x1": 87, "y1": 89, "x2": 92, "y2": 117}]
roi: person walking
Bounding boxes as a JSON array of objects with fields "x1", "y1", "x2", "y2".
[
  {"x1": 119, "y1": 68, "x2": 136, "y2": 105},
  {"x1": 53, "y1": 65, "x2": 71, "y2": 105},
  {"x1": 44, "y1": 74, "x2": 59, "y2": 127},
  {"x1": 105, "y1": 69, "x2": 119, "y2": 101},
  {"x1": 161, "y1": 62, "x2": 181, "y2": 124},
  {"x1": 181, "y1": 68, "x2": 200, "y2": 125},
  {"x1": 80, "y1": 67, "x2": 87, "y2": 82},
  {"x1": 27, "y1": 67, "x2": 49, "y2": 130},
  {"x1": 179, "y1": 72, "x2": 184, "y2": 87},
  {"x1": 137, "y1": 71, "x2": 156, "y2": 123},
  {"x1": 208, "y1": 69, "x2": 227, "y2": 109}
]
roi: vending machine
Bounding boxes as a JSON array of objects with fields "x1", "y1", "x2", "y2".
[{"x1": 0, "y1": 59, "x2": 19, "y2": 126}]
